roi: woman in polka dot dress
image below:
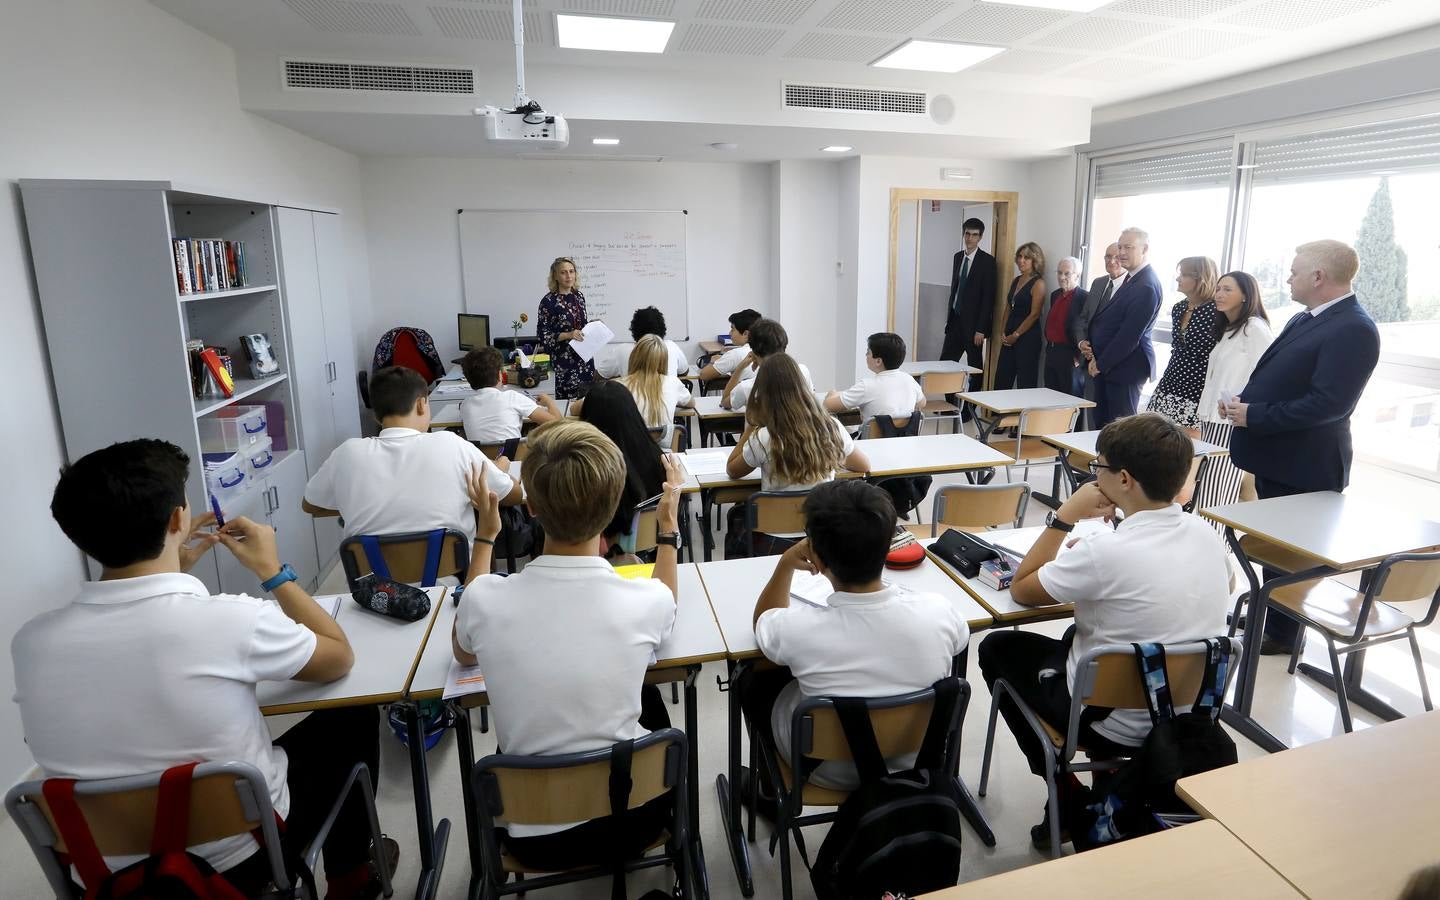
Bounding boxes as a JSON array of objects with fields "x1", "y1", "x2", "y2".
[{"x1": 1146, "y1": 256, "x2": 1220, "y2": 435}]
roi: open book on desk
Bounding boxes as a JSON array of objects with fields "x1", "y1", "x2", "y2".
[{"x1": 789, "y1": 570, "x2": 914, "y2": 609}]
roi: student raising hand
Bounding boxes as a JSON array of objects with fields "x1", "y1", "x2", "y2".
[
  {"x1": 466, "y1": 461, "x2": 503, "y2": 539},
  {"x1": 657, "y1": 453, "x2": 685, "y2": 533}
]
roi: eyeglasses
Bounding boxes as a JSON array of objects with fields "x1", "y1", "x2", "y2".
[{"x1": 1087, "y1": 460, "x2": 1118, "y2": 474}]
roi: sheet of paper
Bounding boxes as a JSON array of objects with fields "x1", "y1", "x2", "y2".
[
  {"x1": 789, "y1": 570, "x2": 834, "y2": 608},
  {"x1": 440, "y1": 365, "x2": 464, "y2": 382},
  {"x1": 430, "y1": 382, "x2": 475, "y2": 398},
  {"x1": 683, "y1": 449, "x2": 731, "y2": 476},
  {"x1": 570, "y1": 320, "x2": 615, "y2": 363},
  {"x1": 443, "y1": 659, "x2": 487, "y2": 700}
]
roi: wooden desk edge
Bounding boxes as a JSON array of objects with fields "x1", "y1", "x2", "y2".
[
  {"x1": 693, "y1": 565, "x2": 738, "y2": 657},
  {"x1": 408, "y1": 653, "x2": 727, "y2": 705},
  {"x1": 960, "y1": 397, "x2": 1097, "y2": 414},
  {"x1": 923, "y1": 547, "x2": 1070, "y2": 627},
  {"x1": 261, "y1": 690, "x2": 406, "y2": 717},
  {"x1": 401, "y1": 586, "x2": 451, "y2": 697}
]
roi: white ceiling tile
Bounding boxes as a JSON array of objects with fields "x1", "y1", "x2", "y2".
[
  {"x1": 1059, "y1": 55, "x2": 1169, "y2": 80},
  {"x1": 675, "y1": 22, "x2": 786, "y2": 54},
  {"x1": 1216, "y1": 0, "x2": 1390, "y2": 30},
  {"x1": 695, "y1": 0, "x2": 817, "y2": 26},
  {"x1": 784, "y1": 31, "x2": 896, "y2": 61},
  {"x1": 429, "y1": 7, "x2": 549, "y2": 41},
  {"x1": 817, "y1": 0, "x2": 956, "y2": 34},
  {"x1": 1030, "y1": 15, "x2": 1169, "y2": 48},
  {"x1": 543, "y1": 0, "x2": 676, "y2": 15},
  {"x1": 281, "y1": 0, "x2": 422, "y2": 35},
  {"x1": 930, "y1": 3, "x2": 1072, "y2": 44},
  {"x1": 1101, "y1": 0, "x2": 1251, "y2": 18},
  {"x1": 971, "y1": 47, "x2": 1088, "y2": 74},
  {"x1": 1129, "y1": 25, "x2": 1264, "y2": 58}
]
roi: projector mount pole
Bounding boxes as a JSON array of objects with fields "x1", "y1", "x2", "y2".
[{"x1": 511, "y1": 0, "x2": 534, "y2": 111}]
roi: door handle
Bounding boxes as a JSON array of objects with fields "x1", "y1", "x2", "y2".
[
  {"x1": 330, "y1": 361, "x2": 337, "y2": 382},
  {"x1": 270, "y1": 486, "x2": 280, "y2": 512}
]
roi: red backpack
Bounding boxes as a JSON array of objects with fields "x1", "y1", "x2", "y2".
[{"x1": 43, "y1": 763, "x2": 248, "y2": 900}]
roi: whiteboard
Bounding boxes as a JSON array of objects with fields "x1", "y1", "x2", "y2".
[{"x1": 458, "y1": 209, "x2": 689, "y2": 343}]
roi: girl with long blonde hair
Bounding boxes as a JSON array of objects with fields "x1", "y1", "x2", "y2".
[{"x1": 620, "y1": 334, "x2": 693, "y2": 446}]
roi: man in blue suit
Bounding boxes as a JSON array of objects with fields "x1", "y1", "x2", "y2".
[
  {"x1": 1086, "y1": 228, "x2": 1163, "y2": 426},
  {"x1": 1223, "y1": 239, "x2": 1380, "y2": 653}
]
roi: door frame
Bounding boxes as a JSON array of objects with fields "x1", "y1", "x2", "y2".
[{"x1": 887, "y1": 188, "x2": 1019, "y2": 389}]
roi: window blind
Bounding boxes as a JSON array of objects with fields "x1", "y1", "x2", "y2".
[
  {"x1": 1252, "y1": 112, "x2": 1440, "y2": 184},
  {"x1": 1093, "y1": 145, "x2": 1234, "y2": 198}
]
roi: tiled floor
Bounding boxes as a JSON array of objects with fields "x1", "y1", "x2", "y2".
[{"x1": 6, "y1": 450, "x2": 1440, "y2": 899}]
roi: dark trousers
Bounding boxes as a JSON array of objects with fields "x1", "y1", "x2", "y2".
[
  {"x1": 1043, "y1": 343, "x2": 1082, "y2": 396},
  {"x1": 501, "y1": 685, "x2": 673, "y2": 870},
  {"x1": 225, "y1": 706, "x2": 381, "y2": 895},
  {"x1": 1253, "y1": 475, "x2": 1311, "y2": 647},
  {"x1": 939, "y1": 328, "x2": 986, "y2": 395},
  {"x1": 1092, "y1": 375, "x2": 1142, "y2": 427},
  {"x1": 977, "y1": 628, "x2": 1136, "y2": 781},
  {"x1": 994, "y1": 333, "x2": 1041, "y2": 391}
]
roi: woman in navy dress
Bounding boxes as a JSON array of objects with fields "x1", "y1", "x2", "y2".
[
  {"x1": 993, "y1": 242, "x2": 1046, "y2": 390},
  {"x1": 537, "y1": 256, "x2": 594, "y2": 400},
  {"x1": 1146, "y1": 256, "x2": 1220, "y2": 434}
]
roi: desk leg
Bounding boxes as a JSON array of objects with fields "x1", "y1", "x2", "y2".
[
  {"x1": 403, "y1": 703, "x2": 451, "y2": 900},
  {"x1": 701, "y1": 489, "x2": 715, "y2": 563},
  {"x1": 1029, "y1": 463, "x2": 1065, "y2": 511},
  {"x1": 714, "y1": 661, "x2": 753, "y2": 897},
  {"x1": 1217, "y1": 530, "x2": 1289, "y2": 754},
  {"x1": 451, "y1": 703, "x2": 482, "y2": 900},
  {"x1": 973, "y1": 411, "x2": 998, "y2": 485},
  {"x1": 950, "y1": 647, "x2": 996, "y2": 847},
  {"x1": 683, "y1": 667, "x2": 710, "y2": 900}
]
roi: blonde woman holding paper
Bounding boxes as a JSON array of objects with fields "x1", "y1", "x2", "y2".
[{"x1": 537, "y1": 256, "x2": 594, "y2": 399}]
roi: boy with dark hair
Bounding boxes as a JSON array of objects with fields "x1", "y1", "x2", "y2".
[
  {"x1": 594, "y1": 305, "x2": 690, "y2": 378},
  {"x1": 825, "y1": 331, "x2": 926, "y2": 422},
  {"x1": 304, "y1": 365, "x2": 521, "y2": 544},
  {"x1": 452, "y1": 421, "x2": 686, "y2": 868},
  {"x1": 697, "y1": 308, "x2": 762, "y2": 382},
  {"x1": 742, "y1": 480, "x2": 968, "y2": 795},
  {"x1": 978, "y1": 412, "x2": 1229, "y2": 849},
  {"x1": 721, "y1": 317, "x2": 814, "y2": 409},
  {"x1": 459, "y1": 346, "x2": 560, "y2": 443},
  {"x1": 14, "y1": 439, "x2": 392, "y2": 897}
]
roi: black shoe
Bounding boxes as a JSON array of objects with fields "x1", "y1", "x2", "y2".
[
  {"x1": 1030, "y1": 812, "x2": 1071, "y2": 852},
  {"x1": 1259, "y1": 635, "x2": 1302, "y2": 656},
  {"x1": 738, "y1": 765, "x2": 779, "y2": 823}
]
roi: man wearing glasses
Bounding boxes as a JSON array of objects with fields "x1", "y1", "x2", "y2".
[
  {"x1": 977, "y1": 413, "x2": 1229, "y2": 850},
  {"x1": 940, "y1": 217, "x2": 998, "y2": 403}
]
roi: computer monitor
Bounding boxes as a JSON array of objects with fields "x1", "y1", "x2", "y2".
[{"x1": 458, "y1": 313, "x2": 491, "y2": 352}]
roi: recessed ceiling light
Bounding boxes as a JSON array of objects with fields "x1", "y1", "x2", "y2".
[
  {"x1": 872, "y1": 39, "x2": 1004, "y2": 73},
  {"x1": 822, "y1": 146, "x2": 853, "y2": 153},
  {"x1": 984, "y1": 0, "x2": 1112, "y2": 11},
  {"x1": 556, "y1": 14, "x2": 675, "y2": 53},
  {"x1": 592, "y1": 138, "x2": 621, "y2": 145}
]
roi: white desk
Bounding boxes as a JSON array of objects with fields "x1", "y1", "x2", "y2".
[
  {"x1": 900, "y1": 359, "x2": 981, "y2": 377},
  {"x1": 959, "y1": 387, "x2": 1094, "y2": 415},
  {"x1": 505, "y1": 458, "x2": 701, "y2": 495},
  {"x1": 921, "y1": 529, "x2": 1094, "y2": 625},
  {"x1": 257, "y1": 587, "x2": 447, "y2": 715},
  {"x1": 1042, "y1": 429, "x2": 1228, "y2": 460}
]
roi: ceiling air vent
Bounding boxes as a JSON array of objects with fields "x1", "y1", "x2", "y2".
[
  {"x1": 782, "y1": 82, "x2": 926, "y2": 115},
  {"x1": 284, "y1": 60, "x2": 475, "y2": 94}
]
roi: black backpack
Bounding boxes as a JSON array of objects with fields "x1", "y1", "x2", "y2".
[
  {"x1": 1072, "y1": 639, "x2": 1237, "y2": 851},
  {"x1": 867, "y1": 415, "x2": 932, "y2": 520},
  {"x1": 806, "y1": 678, "x2": 965, "y2": 900}
]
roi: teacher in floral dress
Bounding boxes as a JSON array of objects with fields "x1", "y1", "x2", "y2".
[{"x1": 537, "y1": 256, "x2": 594, "y2": 399}]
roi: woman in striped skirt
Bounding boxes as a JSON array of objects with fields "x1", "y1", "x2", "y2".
[{"x1": 1195, "y1": 271, "x2": 1273, "y2": 513}]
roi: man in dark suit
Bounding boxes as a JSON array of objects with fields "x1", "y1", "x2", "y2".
[
  {"x1": 1086, "y1": 228, "x2": 1163, "y2": 426},
  {"x1": 1223, "y1": 239, "x2": 1381, "y2": 653},
  {"x1": 1041, "y1": 256, "x2": 1088, "y2": 396},
  {"x1": 940, "y1": 217, "x2": 998, "y2": 398},
  {"x1": 1077, "y1": 243, "x2": 1125, "y2": 428}
]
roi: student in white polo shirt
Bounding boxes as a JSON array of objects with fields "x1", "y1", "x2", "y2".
[
  {"x1": 12, "y1": 439, "x2": 393, "y2": 898},
  {"x1": 303, "y1": 366, "x2": 520, "y2": 542},
  {"x1": 594, "y1": 305, "x2": 691, "y2": 379},
  {"x1": 452, "y1": 420, "x2": 686, "y2": 869},
  {"x1": 824, "y1": 331, "x2": 926, "y2": 425},
  {"x1": 696, "y1": 308, "x2": 762, "y2": 383},
  {"x1": 721, "y1": 318, "x2": 813, "y2": 410},
  {"x1": 459, "y1": 346, "x2": 561, "y2": 444},
  {"x1": 978, "y1": 412, "x2": 1229, "y2": 850},
  {"x1": 740, "y1": 479, "x2": 969, "y2": 809}
]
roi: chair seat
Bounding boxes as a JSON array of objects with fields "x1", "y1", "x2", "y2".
[
  {"x1": 500, "y1": 831, "x2": 671, "y2": 874},
  {"x1": 1238, "y1": 534, "x2": 1319, "y2": 575},
  {"x1": 985, "y1": 436, "x2": 1063, "y2": 463},
  {"x1": 1269, "y1": 577, "x2": 1415, "y2": 640},
  {"x1": 774, "y1": 757, "x2": 851, "y2": 808},
  {"x1": 925, "y1": 400, "x2": 960, "y2": 415}
]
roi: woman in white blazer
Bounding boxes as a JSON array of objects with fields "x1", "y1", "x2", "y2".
[{"x1": 1195, "y1": 271, "x2": 1273, "y2": 511}]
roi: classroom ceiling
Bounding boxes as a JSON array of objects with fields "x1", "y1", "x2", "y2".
[{"x1": 151, "y1": 0, "x2": 1440, "y2": 160}]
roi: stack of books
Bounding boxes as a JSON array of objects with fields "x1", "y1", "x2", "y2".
[
  {"x1": 978, "y1": 558, "x2": 1013, "y2": 591},
  {"x1": 173, "y1": 238, "x2": 248, "y2": 294}
]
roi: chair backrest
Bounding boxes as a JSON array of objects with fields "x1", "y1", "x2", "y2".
[
  {"x1": 932, "y1": 483, "x2": 1030, "y2": 532},
  {"x1": 474, "y1": 438, "x2": 527, "y2": 461},
  {"x1": 1065, "y1": 639, "x2": 1242, "y2": 759},
  {"x1": 745, "y1": 490, "x2": 810, "y2": 537},
  {"x1": 1374, "y1": 551, "x2": 1440, "y2": 606},
  {"x1": 864, "y1": 414, "x2": 922, "y2": 440},
  {"x1": 791, "y1": 678, "x2": 969, "y2": 770},
  {"x1": 920, "y1": 371, "x2": 968, "y2": 396},
  {"x1": 632, "y1": 507, "x2": 660, "y2": 553},
  {"x1": 1019, "y1": 406, "x2": 1080, "y2": 437},
  {"x1": 472, "y1": 728, "x2": 685, "y2": 827},
  {"x1": 4, "y1": 762, "x2": 288, "y2": 897},
  {"x1": 339, "y1": 528, "x2": 470, "y2": 590}
]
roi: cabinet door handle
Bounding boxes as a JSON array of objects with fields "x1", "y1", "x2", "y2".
[
  {"x1": 270, "y1": 486, "x2": 280, "y2": 512},
  {"x1": 330, "y1": 361, "x2": 338, "y2": 382}
]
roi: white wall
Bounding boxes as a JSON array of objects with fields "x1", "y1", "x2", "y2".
[
  {"x1": 0, "y1": 0, "x2": 372, "y2": 785},
  {"x1": 359, "y1": 157, "x2": 773, "y2": 371},
  {"x1": 772, "y1": 160, "x2": 841, "y2": 389},
  {"x1": 919, "y1": 202, "x2": 971, "y2": 286},
  {"x1": 1026, "y1": 155, "x2": 1081, "y2": 280}
]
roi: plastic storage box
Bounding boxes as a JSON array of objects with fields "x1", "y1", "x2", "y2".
[
  {"x1": 242, "y1": 437, "x2": 277, "y2": 481},
  {"x1": 199, "y1": 405, "x2": 267, "y2": 451}
]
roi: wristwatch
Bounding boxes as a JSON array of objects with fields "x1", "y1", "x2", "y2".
[
  {"x1": 261, "y1": 563, "x2": 298, "y2": 592},
  {"x1": 1044, "y1": 512, "x2": 1075, "y2": 534},
  {"x1": 656, "y1": 532, "x2": 681, "y2": 549}
]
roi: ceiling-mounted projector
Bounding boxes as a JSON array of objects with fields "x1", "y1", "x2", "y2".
[{"x1": 478, "y1": 0, "x2": 569, "y2": 149}]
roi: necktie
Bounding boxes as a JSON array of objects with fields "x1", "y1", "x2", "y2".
[
  {"x1": 951, "y1": 256, "x2": 970, "y2": 314},
  {"x1": 1099, "y1": 279, "x2": 1114, "y2": 307},
  {"x1": 1279, "y1": 310, "x2": 1312, "y2": 337}
]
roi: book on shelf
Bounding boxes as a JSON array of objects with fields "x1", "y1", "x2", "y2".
[
  {"x1": 199, "y1": 347, "x2": 235, "y2": 398},
  {"x1": 172, "y1": 237, "x2": 249, "y2": 295}
]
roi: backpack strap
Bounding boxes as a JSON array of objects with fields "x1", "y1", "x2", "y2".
[
  {"x1": 914, "y1": 678, "x2": 961, "y2": 772},
  {"x1": 832, "y1": 699, "x2": 889, "y2": 784},
  {"x1": 606, "y1": 739, "x2": 636, "y2": 900},
  {"x1": 1191, "y1": 638, "x2": 1232, "y2": 721},
  {"x1": 150, "y1": 763, "x2": 199, "y2": 855},
  {"x1": 420, "y1": 529, "x2": 445, "y2": 588},
  {"x1": 1132, "y1": 642, "x2": 1176, "y2": 726},
  {"x1": 41, "y1": 779, "x2": 111, "y2": 891},
  {"x1": 358, "y1": 535, "x2": 392, "y2": 581}
]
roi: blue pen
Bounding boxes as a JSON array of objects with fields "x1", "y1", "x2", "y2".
[{"x1": 209, "y1": 492, "x2": 226, "y2": 528}]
